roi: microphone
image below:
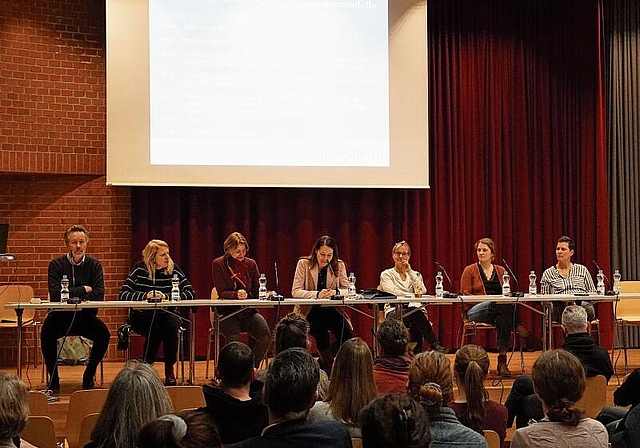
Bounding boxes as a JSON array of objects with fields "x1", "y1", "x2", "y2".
[
  {"x1": 592, "y1": 260, "x2": 609, "y2": 283},
  {"x1": 328, "y1": 263, "x2": 344, "y2": 300},
  {"x1": 270, "y1": 262, "x2": 284, "y2": 301},
  {"x1": 435, "y1": 262, "x2": 459, "y2": 298},
  {"x1": 502, "y1": 258, "x2": 524, "y2": 297}
]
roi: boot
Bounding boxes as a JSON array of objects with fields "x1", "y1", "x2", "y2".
[
  {"x1": 164, "y1": 364, "x2": 177, "y2": 386},
  {"x1": 317, "y1": 349, "x2": 334, "y2": 375},
  {"x1": 82, "y1": 367, "x2": 96, "y2": 389},
  {"x1": 497, "y1": 354, "x2": 511, "y2": 377}
]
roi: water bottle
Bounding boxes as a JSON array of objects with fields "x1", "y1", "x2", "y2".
[
  {"x1": 413, "y1": 272, "x2": 423, "y2": 298},
  {"x1": 348, "y1": 272, "x2": 356, "y2": 297},
  {"x1": 435, "y1": 271, "x2": 444, "y2": 298},
  {"x1": 613, "y1": 269, "x2": 622, "y2": 294},
  {"x1": 528, "y1": 270, "x2": 537, "y2": 296},
  {"x1": 596, "y1": 269, "x2": 605, "y2": 295},
  {"x1": 170, "y1": 273, "x2": 180, "y2": 302},
  {"x1": 258, "y1": 273, "x2": 267, "y2": 299},
  {"x1": 60, "y1": 275, "x2": 70, "y2": 303},
  {"x1": 502, "y1": 270, "x2": 511, "y2": 296}
]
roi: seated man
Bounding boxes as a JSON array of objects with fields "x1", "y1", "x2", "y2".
[
  {"x1": 257, "y1": 312, "x2": 329, "y2": 400},
  {"x1": 232, "y1": 348, "x2": 352, "y2": 448},
  {"x1": 505, "y1": 304, "x2": 613, "y2": 428},
  {"x1": 40, "y1": 225, "x2": 111, "y2": 391},
  {"x1": 201, "y1": 341, "x2": 268, "y2": 445},
  {"x1": 372, "y1": 318, "x2": 411, "y2": 395}
]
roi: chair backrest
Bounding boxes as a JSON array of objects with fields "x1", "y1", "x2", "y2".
[
  {"x1": 618, "y1": 281, "x2": 640, "y2": 319},
  {"x1": 28, "y1": 390, "x2": 50, "y2": 417},
  {"x1": 77, "y1": 412, "x2": 100, "y2": 448},
  {"x1": 483, "y1": 430, "x2": 500, "y2": 448},
  {"x1": 21, "y1": 415, "x2": 57, "y2": 448},
  {"x1": 621, "y1": 281, "x2": 640, "y2": 293},
  {"x1": 0, "y1": 284, "x2": 35, "y2": 322},
  {"x1": 165, "y1": 385, "x2": 206, "y2": 412},
  {"x1": 576, "y1": 375, "x2": 607, "y2": 419},
  {"x1": 65, "y1": 388, "x2": 109, "y2": 448}
]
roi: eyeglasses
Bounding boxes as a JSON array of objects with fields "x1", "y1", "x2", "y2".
[{"x1": 394, "y1": 251, "x2": 410, "y2": 256}]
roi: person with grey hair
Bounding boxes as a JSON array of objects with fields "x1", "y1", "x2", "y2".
[
  {"x1": 504, "y1": 304, "x2": 613, "y2": 428},
  {"x1": 85, "y1": 361, "x2": 173, "y2": 448},
  {"x1": 373, "y1": 318, "x2": 412, "y2": 395},
  {"x1": 232, "y1": 348, "x2": 351, "y2": 448},
  {"x1": 0, "y1": 373, "x2": 37, "y2": 448}
]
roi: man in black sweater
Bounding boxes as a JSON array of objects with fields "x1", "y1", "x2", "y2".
[{"x1": 40, "y1": 225, "x2": 110, "y2": 392}]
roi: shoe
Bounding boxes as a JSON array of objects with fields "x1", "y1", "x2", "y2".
[
  {"x1": 82, "y1": 369, "x2": 96, "y2": 389},
  {"x1": 164, "y1": 370, "x2": 177, "y2": 386},
  {"x1": 430, "y1": 341, "x2": 447, "y2": 353},
  {"x1": 496, "y1": 354, "x2": 511, "y2": 377},
  {"x1": 523, "y1": 332, "x2": 543, "y2": 352}
]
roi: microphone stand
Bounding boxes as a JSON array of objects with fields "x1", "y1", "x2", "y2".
[
  {"x1": 502, "y1": 259, "x2": 524, "y2": 297},
  {"x1": 435, "y1": 262, "x2": 459, "y2": 298}
]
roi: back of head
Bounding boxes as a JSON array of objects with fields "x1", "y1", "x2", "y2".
[
  {"x1": 217, "y1": 342, "x2": 254, "y2": 388},
  {"x1": 376, "y1": 319, "x2": 409, "y2": 357},
  {"x1": 532, "y1": 349, "x2": 585, "y2": 426},
  {"x1": 264, "y1": 348, "x2": 320, "y2": 420},
  {"x1": 327, "y1": 338, "x2": 378, "y2": 425},
  {"x1": 91, "y1": 361, "x2": 173, "y2": 448},
  {"x1": 275, "y1": 313, "x2": 310, "y2": 353},
  {"x1": 137, "y1": 410, "x2": 221, "y2": 448},
  {"x1": 359, "y1": 393, "x2": 430, "y2": 448},
  {"x1": 453, "y1": 345, "x2": 489, "y2": 432},
  {"x1": 561, "y1": 305, "x2": 588, "y2": 334},
  {"x1": 408, "y1": 351, "x2": 453, "y2": 414},
  {"x1": 0, "y1": 373, "x2": 29, "y2": 439}
]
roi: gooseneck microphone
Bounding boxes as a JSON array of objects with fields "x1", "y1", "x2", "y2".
[
  {"x1": 502, "y1": 258, "x2": 524, "y2": 297},
  {"x1": 328, "y1": 263, "x2": 343, "y2": 300},
  {"x1": 270, "y1": 262, "x2": 284, "y2": 301},
  {"x1": 434, "y1": 262, "x2": 459, "y2": 298},
  {"x1": 592, "y1": 260, "x2": 609, "y2": 283}
]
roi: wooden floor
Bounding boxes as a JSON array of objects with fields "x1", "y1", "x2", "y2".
[{"x1": 4, "y1": 348, "x2": 639, "y2": 443}]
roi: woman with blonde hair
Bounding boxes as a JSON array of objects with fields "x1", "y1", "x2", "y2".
[
  {"x1": 119, "y1": 239, "x2": 196, "y2": 385},
  {"x1": 450, "y1": 345, "x2": 507, "y2": 444},
  {"x1": 0, "y1": 373, "x2": 37, "y2": 448},
  {"x1": 308, "y1": 337, "x2": 378, "y2": 436},
  {"x1": 408, "y1": 351, "x2": 487, "y2": 447}
]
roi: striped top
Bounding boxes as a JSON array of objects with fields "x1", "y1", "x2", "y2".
[
  {"x1": 540, "y1": 263, "x2": 596, "y2": 295},
  {"x1": 118, "y1": 260, "x2": 196, "y2": 301}
]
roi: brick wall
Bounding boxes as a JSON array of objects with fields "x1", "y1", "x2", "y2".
[{"x1": 0, "y1": 0, "x2": 132, "y2": 368}]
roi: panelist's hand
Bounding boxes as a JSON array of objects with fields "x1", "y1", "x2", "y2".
[
  {"x1": 237, "y1": 289, "x2": 248, "y2": 300},
  {"x1": 318, "y1": 289, "x2": 333, "y2": 299},
  {"x1": 84, "y1": 286, "x2": 93, "y2": 293},
  {"x1": 146, "y1": 290, "x2": 165, "y2": 300}
]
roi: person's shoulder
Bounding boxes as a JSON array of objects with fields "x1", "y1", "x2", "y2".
[
  {"x1": 296, "y1": 258, "x2": 311, "y2": 267},
  {"x1": 49, "y1": 254, "x2": 67, "y2": 265},
  {"x1": 380, "y1": 267, "x2": 394, "y2": 276}
]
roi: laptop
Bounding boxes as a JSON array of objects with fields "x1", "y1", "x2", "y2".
[{"x1": 0, "y1": 224, "x2": 15, "y2": 260}]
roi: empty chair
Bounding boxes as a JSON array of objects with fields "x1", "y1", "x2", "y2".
[
  {"x1": 20, "y1": 416, "x2": 57, "y2": 448},
  {"x1": 77, "y1": 413, "x2": 100, "y2": 448},
  {"x1": 0, "y1": 285, "x2": 39, "y2": 373},
  {"x1": 165, "y1": 385, "x2": 206, "y2": 412},
  {"x1": 614, "y1": 281, "x2": 640, "y2": 369},
  {"x1": 483, "y1": 430, "x2": 500, "y2": 448},
  {"x1": 65, "y1": 388, "x2": 109, "y2": 448},
  {"x1": 27, "y1": 390, "x2": 50, "y2": 417},
  {"x1": 576, "y1": 375, "x2": 607, "y2": 419}
]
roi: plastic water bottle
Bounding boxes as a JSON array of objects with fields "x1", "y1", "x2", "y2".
[
  {"x1": 170, "y1": 273, "x2": 180, "y2": 301},
  {"x1": 258, "y1": 273, "x2": 267, "y2": 299},
  {"x1": 60, "y1": 275, "x2": 70, "y2": 303},
  {"x1": 596, "y1": 269, "x2": 605, "y2": 295},
  {"x1": 502, "y1": 271, "x2": 511, "y2": 296},
  {"x1": 528, "y1": 271, "x2": 537, "y2": 296},
  {"x1": 413, "y1": 272, "x2": 423, "y2": 298},
  {"x1": 435, "y1": 272, "x2": 444, "y2": 298},
  {"x1": 613, "y1": 269, "x2": 622, "y2": 294},
  {"x1": 348, "y1": 272, "x2": 356, "y2": 297}
]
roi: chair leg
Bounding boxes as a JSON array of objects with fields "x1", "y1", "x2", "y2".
[{"x1": 205, "y1": 327, "x2": 213, "y2": 379}]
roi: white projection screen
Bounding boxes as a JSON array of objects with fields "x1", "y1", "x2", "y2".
[{"x1": 106, "y1": 0, "x2": 429, "y2": 188}]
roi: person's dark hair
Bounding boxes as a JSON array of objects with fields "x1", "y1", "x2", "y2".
[
  {"x1": 359, "y1": 393, "x2": 430, "y2": 448},
  {"x1": 532, "y1": 349, "x2": 585, "y2": 426},
  {"x1": 264, "y1": 348, "x2": 319, "y2": 419},
  {"x1": 557, "y1": 235, "x2": 576, "y2": 251},
  {"x1": 306, "y1": 235, "x2": 341, "y2": 273},
  {"x1": 474, "y1": 238, "x2": 496, "y2": 260},
  {"x1": 454, "y1": 344, "x2": 490, "y2": 433},
  {"x1": 216, "y1": 342, "x2": 254, "y2": 388},
  {"x1": 223, "y1": 232, "x2": 249, "y2": 254},
  {"x1": 137, "y1": 410, "x2": 221, "y2": 448},
  {"x1": 407, "y1": 351, "x2": 453, "y2": 415},
  {"x1": 275, "y1": 312, "x2": 310, "y2": 353},
  {"x1": 0, "y1": 373, "x2": 29, "y2": 439},
  {"x1": 376, "y1": 318, "x2": 409, "y2": 357}
]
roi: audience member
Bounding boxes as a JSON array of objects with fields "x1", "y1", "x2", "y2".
[
  {"x1": 137, "y1": 410, "x2": 221, "y2": 448},
  {"x1": 372, "y1": 318, "x2": 411, "y2": 395},
  {"x1": 231, "y1": 348, "x2": 351, "y2": 448},
  {"x1": 41, "y1": 224, "x2": 111, "y2": 391},
  {"x1": 510, "y1": 349, "x2": 607, "y2": 448},
  {"x1": 408, "y1": 350, "x2": 487, "y2": 448},
  {"x1": 450, "y1": 345, "x2": 508, "y2": 444},
  {"x1": 256, "y1": 312, "x2": 330, "y2": 400},
  {"x1": 603, "y1": 368, "x2": 640, "y2": 448},
  {"x1": 0, "y1": 373, "x2": 37, "y2": 448},
  {"x1": 201, "y1": 342, "x2": 268, "y2": 445},
  {"x1": 308, "y1": 337, "x2": 378, "y2": 436},
  {"x1": 505, "y1": 304, "x2": 613, "y2": 428},
  {"x1": 86, "y1": 361, "x2": 173, "y2": 448},
  {"x1": 359, "y1": 393, "x2": 431, "y2": 448}
]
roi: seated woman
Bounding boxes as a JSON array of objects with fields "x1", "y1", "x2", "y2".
[
  {"x1": 137, "y1": 410, "x2": 222, "y2": 448},
  {"x1": 118, "y1": 239, "x2": 195, "y2": 385},
  {"x1": 460, "y1": 237, "x2": 540, "y2": 376},
  {"x1": 449, "y1": 345, "x2": 508, "y2": 445},
  {"x1": 211, "y1": 232, "x2": 271, "y2": 367},
  {"x1": 291, "y1": 235, "x2": 353, "y2": 372},
  {"x1": 308, "y1": 337, "x2": 378, "y2": 437},
  {"x1": 87, "y1": 361, "x2": 173, "y2": 448},
  {"x1": 510, "y1": 349, "x2": 607, "y2": 448},
  {"x1": 359, "y1": 393, "x2": 431, "y2": 448},
  {"x1": 407, "y1": 351, "x2": 487, "y2": 447},
  {"x1": 379, "y1": 240, "x2": 446, "y2": 353},
  {"x1": 0, "y1": 373, "x2": 37, "y2": 448}
]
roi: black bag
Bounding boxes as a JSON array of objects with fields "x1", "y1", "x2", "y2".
[
  {"x1": 117, "y1": 322, "x2": 131, "y2": 351},
  {"x1": 361, "y1": 289, "x2": 397, "y2": 300}
]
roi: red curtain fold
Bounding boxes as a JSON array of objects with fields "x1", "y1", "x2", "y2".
[{"x1": 130, "y1": 0, "x2": 610, "y2": 356}]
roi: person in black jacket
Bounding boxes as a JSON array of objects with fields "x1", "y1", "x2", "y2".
[{"x1": 40, "y1": 225, "x2": 111, "y2": 392}]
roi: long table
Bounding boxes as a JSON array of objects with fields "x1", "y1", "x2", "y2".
[{"x1": 6, "y1": 293, "x2": 622, "y2": 382}]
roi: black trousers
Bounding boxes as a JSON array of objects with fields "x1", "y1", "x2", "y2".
[
  {"x1": 129, "y1": 309, "x2": 181, "y2": 369},
  {"x1": 40, "y1": 310, "x2": 111, "y2": 382},
  {"x1": 307, "y1": 306, "x2": 352, "y2": 351}
]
